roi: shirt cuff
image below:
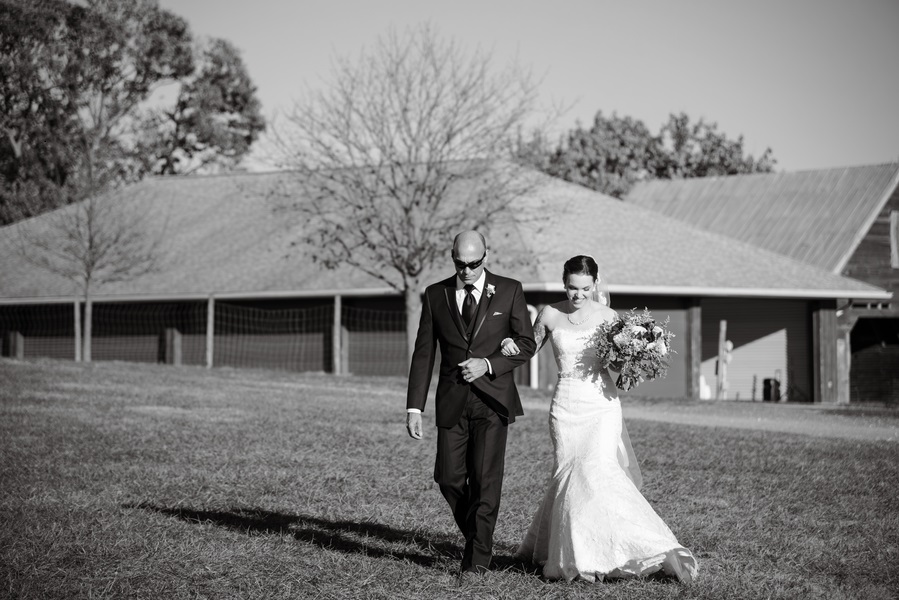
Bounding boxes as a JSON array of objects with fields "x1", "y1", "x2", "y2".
[
  {"x1": 484, "y1": 357, "x2": 493, "y2": 375},
  {"x1": 406, "y1": 408, "x2": 422, "y2": 414}
]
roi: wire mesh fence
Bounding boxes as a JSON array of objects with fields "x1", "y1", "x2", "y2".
[
  {"x1": 342, "y1": 304, "x2": 407, "y2": 376},
  {"x1": 0, "y1": 299, "x2": 409, "y2": 376},
  {"x1": 214, "y1": 302, "x2": 333, "y2": 372},
  {"x1": 0, "y1": 303, "x2": 76, "y2": 360}
]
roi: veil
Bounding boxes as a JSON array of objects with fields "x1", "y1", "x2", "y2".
[
  {"x1": 586, "y1": 256, "x2": 643, "y2": 489},
  {"x1": 591, "y1": 270, "x2": 610, "y2": 307}
]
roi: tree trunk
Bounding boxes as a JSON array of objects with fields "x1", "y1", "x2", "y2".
[
  {"x1": 74, "y1": 299, "x2": 82, "y2": 362},
  {"x1": 404, "y1": 284, "x2": 423, "y2": 370}
]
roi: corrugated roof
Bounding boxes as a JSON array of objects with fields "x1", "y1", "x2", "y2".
[
  {"x1": 625, "y1": 163, "x2": 899, "y2": 273},
  {"x1": 0, "y1": 169, "x2": 889, "y2": 302}
]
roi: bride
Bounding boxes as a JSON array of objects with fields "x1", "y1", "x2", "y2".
[{"x1": 503, "y1": 255, "x2": 698, "y2": 583}]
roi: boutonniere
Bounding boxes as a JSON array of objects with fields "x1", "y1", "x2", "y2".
[{"x1": 485, "y1": 284, "x2": 496, "y2": 298}]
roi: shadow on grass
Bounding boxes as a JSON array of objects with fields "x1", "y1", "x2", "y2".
[{"x1": 127, "y1": 502, "x2": 536, "y2": 575}]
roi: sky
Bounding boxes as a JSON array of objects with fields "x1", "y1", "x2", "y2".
[{"x1": 158, "y1": 0, "x2": 899, "y2": 173}]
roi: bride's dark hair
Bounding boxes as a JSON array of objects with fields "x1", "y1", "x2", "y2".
[{"x1": 563, "y1": 255, "x2": 599, "y2": 283}]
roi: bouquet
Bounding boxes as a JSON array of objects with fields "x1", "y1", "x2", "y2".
[{"x1": 593, "y1": 308, "x2": 674, "y2": 391}]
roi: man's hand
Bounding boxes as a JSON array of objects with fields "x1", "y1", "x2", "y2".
[
  {"x1": 406, "y1": 412, "x2": 423, "y2": 440},
  {"x1": 458, "y1": 358, "x2": 489, "y2": 383}
]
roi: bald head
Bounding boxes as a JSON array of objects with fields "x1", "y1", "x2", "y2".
[
  {"x1": 452, "y1": 231, "x2": 486, "y2": 256},
  {"x1": 451, "y1": 230, "x2": 488, "y2": 284}
]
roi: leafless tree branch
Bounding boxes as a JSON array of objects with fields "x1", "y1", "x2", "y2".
[{"x1": 266, "y1": 24, "x2": 553, "y2": 361}]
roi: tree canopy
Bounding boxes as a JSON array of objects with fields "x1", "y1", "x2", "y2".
[
  {"x1": 0, "y1": 0, "x2": 265, "y2": 224},
  {"x1": 523, "y1": 111, "x2": 776, "y2": 198}
]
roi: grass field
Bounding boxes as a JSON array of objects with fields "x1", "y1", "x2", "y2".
[{"x1": 2, "y1": 358, "x2": 898, "y2": 599}]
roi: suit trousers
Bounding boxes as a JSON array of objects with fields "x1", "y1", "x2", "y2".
[{"x1": 434, "y1": 391, "x2": 509, "y2": 571}]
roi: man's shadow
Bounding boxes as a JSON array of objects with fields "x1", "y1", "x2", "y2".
[{"x1": 127, "y1": 503, "x2": 535, "y2": 575}]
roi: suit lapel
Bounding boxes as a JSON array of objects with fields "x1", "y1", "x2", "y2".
[
  {"x1": 444, "y1": 282, "x2": 468, "y2": 340},
  {"x1": 469, "y1": 271, "x2": 495, "y2": 344}
]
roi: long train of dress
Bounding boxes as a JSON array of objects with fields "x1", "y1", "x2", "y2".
[{"x1": 517, "y1": 326, "x2": 698, "y2": 583}]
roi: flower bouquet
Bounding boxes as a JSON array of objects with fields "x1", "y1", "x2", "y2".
[{"x1": 593, "y1": 308, "x2": 674, "y2": 391}]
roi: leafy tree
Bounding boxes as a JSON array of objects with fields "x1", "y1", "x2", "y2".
[
  {"x1": 136, "y1": 38, "x2": 266, "y2": 175},
  {"x1": 525, "y1": 111, "x2": 776, "y2": 198},
  {"x1": 0, "y1": 0, "x2": 94, "y2": 222},
  {"x1": 270, "y1": 24, "x2": 544, "y2": 363},
  {"x1": 0, "y1": 0, "x2": 264, "y2": 224},
  {"x1": 2, "y1": 0, "x2": 263, "y2": 359},
  {"x1": 539, "y1": 111, "x2": 661, "y2": 199},
  {"x1": 655, "y1": 112, "x2": 776, "y2": 179}
]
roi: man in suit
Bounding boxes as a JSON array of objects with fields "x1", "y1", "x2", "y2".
[{"x1": 405, "y1": 230, "x2": 536, "y2": 583}]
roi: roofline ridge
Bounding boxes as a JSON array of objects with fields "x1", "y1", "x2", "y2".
[
  {"x1": 143, "y1": 157, "x2": 520, "y2": 184},
  {"x1": 629, "y1": 161, "x2": 899, "y2": 191}
]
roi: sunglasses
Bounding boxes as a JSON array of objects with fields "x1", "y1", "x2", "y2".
[{"x1": 452, "y1": 252, "x2": 486, "y2": 271}]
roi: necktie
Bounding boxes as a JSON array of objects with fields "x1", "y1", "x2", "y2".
[{"x1": 462, "y1": 284, "x2": 476, "y2": 327}]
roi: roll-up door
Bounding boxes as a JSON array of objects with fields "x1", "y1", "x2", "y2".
[{"x1": 700, "y1": 298, "x2": 811, "y2": 402}]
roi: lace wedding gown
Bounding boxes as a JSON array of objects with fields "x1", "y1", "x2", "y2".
[{"x1": 517, "y1": 324, "x2": 698, "y2": 583}]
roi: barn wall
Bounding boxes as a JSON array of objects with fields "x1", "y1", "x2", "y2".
[
  {"x1": 842, "y1": 183, "x2": 899, "y2": 404},
  {"x1": 0, "y1": 293, "x2": 820, "y2": 405},
  {"x1": 700, "y1": 298, "x2": 812, "y2": 402},
  {"x1": 850, "y1": 317, "x2": 899, "y2": 404},
  {"x1": 842, "y1": 182, "x2": 899, "y2": 296}
]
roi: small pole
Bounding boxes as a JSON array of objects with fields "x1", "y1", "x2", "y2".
[
  {"x1": 74, "y1": 298, "x2": 82, "y2": 362},
  {"x1": 716, "y1": 320, "x2": 728, "y2": 400},
  {"x1": 333, "y1": 295, "x2": 342, "y2": 375},
  {"x1": 528, "y1": 305, "x2": 539, "y2": 389},
  {"x1": 206, "y1": 295, "x2": 215, "y2": 369}
]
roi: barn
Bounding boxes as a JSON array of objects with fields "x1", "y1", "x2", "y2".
[
  {"x1": 627, "y1": 163, "x2": 899, "y2": 403},
  {"x1": 0, "y1": 169, "x2": 889, "y2": 402}
]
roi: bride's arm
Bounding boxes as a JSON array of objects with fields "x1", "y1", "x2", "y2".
[
  {"x1": 501, "y1": 305, "x2": 551, "y2": 356},
  {"x1": 532, "y1": 305, "x2": 550, "y2": 353}
]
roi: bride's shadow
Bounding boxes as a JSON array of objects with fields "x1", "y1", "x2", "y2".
[{"x1": 127, "y1": 502, "x2": 535, "y2": 574}]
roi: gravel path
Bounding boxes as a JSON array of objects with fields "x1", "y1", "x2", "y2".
[{"x1": 522, "y1": 397, "x2": 899, "y2": 442}]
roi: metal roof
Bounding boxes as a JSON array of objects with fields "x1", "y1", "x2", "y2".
[
  {"x1": 0, "y1": 169, "x2": 890, "y2": 303},
  {"x1": 625, "y1": 163, "x2": 899, "y2": 273}
]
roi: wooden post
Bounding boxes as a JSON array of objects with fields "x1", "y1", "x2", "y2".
[
  {"x1": 7, "y1": 331, "x2": 24, "y2": 359},
  {"x1": 716, "y1": 320, "x2": 728, "y2": 400},
  {"x1": 812, "y1": 301, "x2": 838, "y2": 404},
  {"x1": 74, "y1": 299, "x2": 82, "y2": 363},
  {"x1": 340, "y1": 324, "x2": 350, "y2": 375},
  {"x1": 332, "y1": 295, "x2": 342, "y2": 375},
  {"x1": 205, "y1": 295, "x2": 215, "y2": 369},
  {"x1": 836, "y1": 332, "x2": 849, "y2": 404},
  {"x1": 836, "y1": 307, "x2": 858, "y2": 404},
  {"x1": 164, "y1": 328, "x2": 183, "y2": 366},
  {"x1": 890, "y1": 210, "x2": 898, "y2": 268},
  {"x1": 685, "y1": 298, "x2": 702, "y2": 401}
]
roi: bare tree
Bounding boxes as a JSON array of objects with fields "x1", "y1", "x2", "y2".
[
  {"x1": 17, "y1": 190, "x2": 166, "y2": 362},
  {"x1": 270, "y1": 24, "x2": 547, "y2": 363}
]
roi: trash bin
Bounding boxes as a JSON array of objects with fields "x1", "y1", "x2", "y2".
[{"x1": 763, "y1": 378, "x2": 781, "y2": 402}]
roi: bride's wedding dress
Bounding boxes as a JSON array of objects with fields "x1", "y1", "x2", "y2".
[{"x1": 517, "y1": 324, "x2": 698, "y2": 583}]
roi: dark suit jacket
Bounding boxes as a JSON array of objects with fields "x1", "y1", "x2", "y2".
[{"x1": 406, "y1": 270, "x2": 536, "y2": 428}]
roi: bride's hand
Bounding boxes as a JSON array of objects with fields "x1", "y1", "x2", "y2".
[{"x1": 501, "y1": 338, "x2": 520, "y2": 356}]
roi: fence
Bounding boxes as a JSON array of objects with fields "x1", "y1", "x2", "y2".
[{"x1": 0, "y1": 299, "x2": 409, "y2": 376}]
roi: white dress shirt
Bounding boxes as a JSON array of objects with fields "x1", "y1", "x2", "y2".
[{"x1": 455, "y1": 270, "x2": 486, "y2": 313}]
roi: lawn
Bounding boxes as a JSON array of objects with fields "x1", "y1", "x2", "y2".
[{"x1": 1, "y1": 358, "x2": 897, "y2": 599}]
